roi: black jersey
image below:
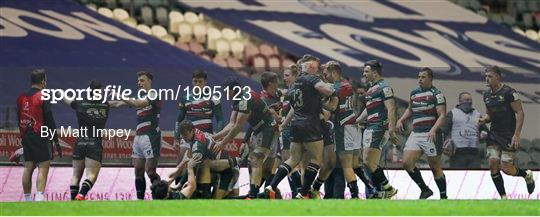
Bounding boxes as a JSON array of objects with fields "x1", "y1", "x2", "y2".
[
  {"x1": 483, "y1": 84, "x2": 519, "y2": 133},
  {"x1": 290, "y1": 73, "x2": 323, "y2": 123},
  {"x1": 71, "y1": 100, "x2": 110, "y2": 138}
]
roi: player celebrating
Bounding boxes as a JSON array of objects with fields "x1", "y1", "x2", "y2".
[
  {"x1": 479, "y1": 66, "x2": 534, "y2": 199},
  {"x1": 360, "y1": 60, "x2": 398, "y2": 199},
  {"x1": 396, "y1": 67, "x2": 448, "y2": 199},
  {"x1": 177, "y1": 120, "x2": 239, "y2": 199},
  {"x1": 319, "y1": 61, "x2": 362, "y2": 198},
  {"x1": 259, "y1": 71, "x2": 282, "y2": 188},
  {"x1": 122, "y1": 71, "x2": 162, "y2": 200},
  {"x1": 279, "y1": 64, "x2": 303, "y2": 196},
  {"x1": 174, "y1": 70, "x2": 224, "y2": 161},
  {"x1": 265, "y1": 54, "x2": 338, "y2": 199},
  {"x1": 16, "y1": 69, "x2": 62, "y2": 202},
  {"x1": 64, "y1": 80, "x2": 125, "y2": 200},
  {"x1": 213, "y1": 77, "x2": 275, "y2": 199}
]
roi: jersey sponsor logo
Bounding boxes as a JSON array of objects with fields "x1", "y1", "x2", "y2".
[
  {"x1": 383, "y1": 87, "x2": 393, "y2": 98},
  {"x1": 238, "y1": 100, "x2": 248, "y2": 110},
  {"x1": 512, "y1": 92, "x2": 520, "y2": 101},
  {"x1": 436, "y1": 93, "x2": 445, "y2": 104}
]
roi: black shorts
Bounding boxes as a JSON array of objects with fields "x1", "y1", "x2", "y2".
[
  {"x1": 215, "y1": 168, "x2": 239, "y2": 191},
  {"x1": 22, "y1": 131, "x2": 51, "y2": 163},
  {"x1": 487, "y1": 131, "x2": 514, "y2": 152},
  {"x1": 321, "y1": 120, "x2": 335, "y2": 146},
  {"x1": 73, "y1": 137, "x2": 103, "y2": 162},
  {"x1": 290, "y1": 119, "x2": 322, "y2": 143}
]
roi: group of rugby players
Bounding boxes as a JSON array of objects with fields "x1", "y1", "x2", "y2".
[{"x1": 15, "y1": 55, "x2": 535, "y2": 201}]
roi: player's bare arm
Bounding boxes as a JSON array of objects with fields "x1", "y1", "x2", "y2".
[
  {"x1": 314, "y1": 81, "x2": 335, "y2": 97},
  {"x1": 428, "y1": 104, "x2": 447, "y2": 143},
  {"x1": 213, "y1": 111, "x2": 238, "y2": 141},
  {"x1": 214, "y1": 111, "x2": 249, "y2": 153},
  {"x1": 384, "y1": 98, "x2": 399, "y2": 144},
  {"x1": 397, "y1": 99, "x2": 413, "y2": 133},
  {"x1": 510, "y1": 99, "x2": 524, "y2": 149}
]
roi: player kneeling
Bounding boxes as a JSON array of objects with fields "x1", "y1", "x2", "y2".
[{"x1": 151, "y1": 154, "x2": 201, "y2": 200}]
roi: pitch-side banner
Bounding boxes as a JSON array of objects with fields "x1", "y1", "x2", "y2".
[
  {"x1": 0, "y1": 130, "x2": 246, "y2": 165},
  {"x1": 181, "y1": 0, "x2": 540, "y2": 83},
  {"x1": 0, "y1": 168, "x2": 537, "y2": 201}
]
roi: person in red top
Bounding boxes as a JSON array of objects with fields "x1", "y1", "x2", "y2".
[{"x1": 16, "y1": 69, "x2": 61, "y2": 202}]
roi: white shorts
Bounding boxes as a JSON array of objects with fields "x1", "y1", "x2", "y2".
[
  {"x1": 337, "y1": 124, "x2": 362, "y2": 152},
  {"x1": 132, "y1": 135, "x2": 159, "y2": 159},
  {"x1": 362, "y1": 128, "x2": 389, "y2": 150},
  {"x1": 404, "y1": 132, "x2": 438, "y2": 157}
]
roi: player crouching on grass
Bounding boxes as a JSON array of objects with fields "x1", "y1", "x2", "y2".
[
  {"x1": 151, "y1": 152, "x2": 202, "y2": 200},
  {"x1": 172, "y1": 120, "x2": 240, "y2": 199}
]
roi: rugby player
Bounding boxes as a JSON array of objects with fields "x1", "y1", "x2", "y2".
[
  {"x1": 63, "y1": 80, "x2": 125, "y2": 200},
  {"x1": 396, "y1": 67, "x2": 448, "y2": 199},
  {"x1": 121, "y1": 71, "x2": 162, "y2": 200},
  {"x1": 259, "y1": 71, "x2": 282, "y2": 188},
  {"x1": 213, "y1": 77, "x2": 276, "y2": 199},
  {"x1": 265, "y1": 54, "x2": 338, "y2": 199},
  {"x1": 16, "y1": 69, "x2": 61, "y2": 202},
  {"x1": 174, "y1": 70, "x2": 224, "y2": 162},
  {"x1": 359, "y1": 60, "x2": 398, "y2": 198},
  {"x1": 151, "y1": 153, "x2": 202, "y2": 200},
  {"x1": 317, "y1": 61, "x2": 362, "y2": 199},
  {"x1": 279, "y1": 64, "x2": 302, "y2": 196},
  {"x1": 479, "y1": 66, "x2": 534, "y2": 199},
  {"x1": 177, "y1": 120, "x2": 239, "y2": 199}
]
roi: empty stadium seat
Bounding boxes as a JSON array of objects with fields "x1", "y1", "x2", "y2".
[
  {"x1": 226, "y1": 57, "x2": 243, "y2": 68},
  {"x1": 133, "y1": 0, "x2": 146, "y2": 8},
  {"x1": 207, "y1": 27, "x2": 222, "y2": 50},
  {"x1": 253, "y1": 54, "x2": 268, "y2": 72},
  {"x1": 105, "y1": 0, "x2": 117, "y2": 8},
  {"x1": 140, "y1": 5, "x2": 154, "y2": 25},
  {"x1": 230, "y1": 40, "x2": 245, "y2": 58},
  {"x1": 502, "y1": 14, "x2": 516, "y2": 26},
  {"x1": 213, "y1": 56, "x2": 228, "y2": 67},
  {"x1": 244, "y1": 43, "x2": 260, "y2": 59},
  {"x1": 86, "y1": 3, "x2": 97, "y2": 11},
  {"x1": 192, "y1": 23, "x2": 207, "y2": 43},
  {"x1": 97, "y1": 7, "x2": 114, "y2": 18},
  {"x1": 222, "y1": 28, "x2": 237, "y2": 41},
  {"x1": 188, "y1": 41, "x2": 204, "y2": 54},
  {"x1": 522, "y1": 13, "x2": 534, "y2": 29},
  {"x1": 122, "y1": 17, "x2": 137, "y2": 28},
  {"x1": 119, "y1": 0, "x2": 132, "y2": 10},
  {"x1": 151, "y1": 25, "x2": 167, "y2": 38},
  {"x1": 525, "y1": 29, "x2": 539, "y2": 40},
  {"x1": 184, "y1": 11, "x2": 200, "y2": 24},
  {"x1": 168, "y1": 11, "x2": 184, "y2": 33},
  {"x1": 112, "y1": 8, "x2": 129, "y2": 21},
  {"x1": 161, "y1": 34, "x2": 175, "y2": 45},
  {"x1": 155, "y1": 6, "x2": 168, "y2": 26},
  {"x1": 215, "y1": 39, "x2": 231, "y2": 57},
  {"x1": 178, "y1": 22, "x2": 193, "y2": 43},
  {"x1": 147, "y1": 0, "x2": 165, "y2": 7},
  {"x1": 175, "y1": 42, "x2": 190, "y2": 51},
  {"x1": 136, "y1": 24, "x2": 152, "y2": 35},
  {"x1": 268, "y1": 55, "x2": 282, "y2": 69},
  {"x1": 490, "y1": 13, "x2": 503, "y2": 24},
  {"x1": 282, "y1": 58, "x2": 295, "y2": 68},
  {"x1": 259, "y1": 44, "x2": 275, "y2": 57}
]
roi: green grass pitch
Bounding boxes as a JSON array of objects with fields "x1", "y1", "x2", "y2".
[{"x1": 1, "y1": 200, "x2": 539, "y2": 216}]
